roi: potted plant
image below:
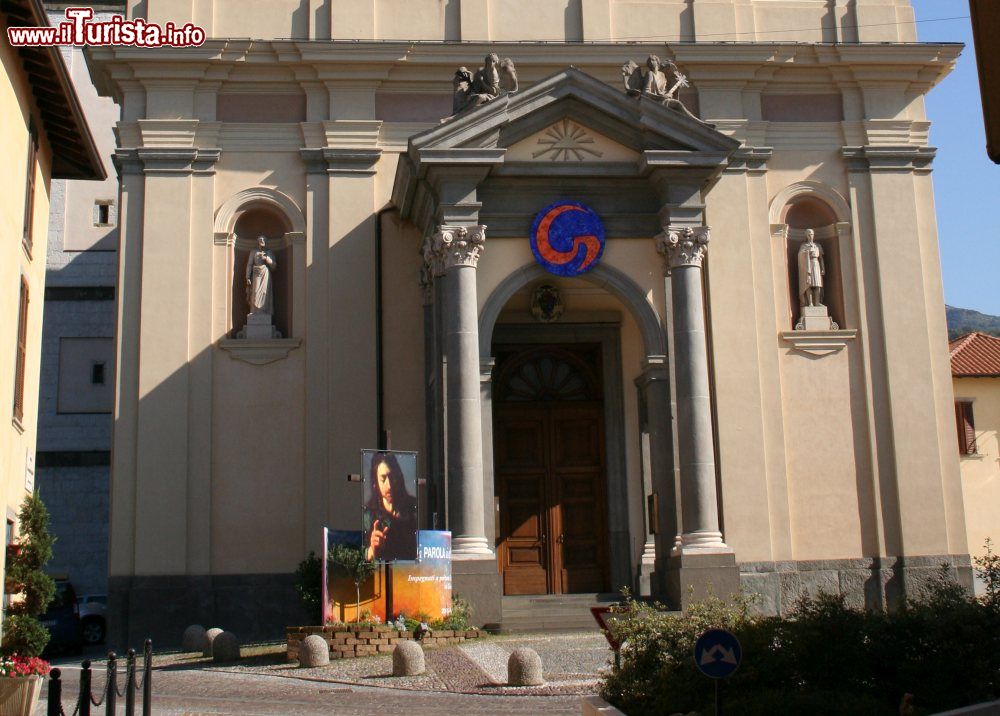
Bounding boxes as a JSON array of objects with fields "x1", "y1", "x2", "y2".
[
  {"x1": 3, "y1": 494, "x2": 56, "y2": 658},
  {"x1": 0, "y1": 655, "x2": 49, "y2": 715}
]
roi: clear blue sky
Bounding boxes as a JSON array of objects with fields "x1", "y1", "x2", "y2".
[{"x1": 912, "y1": 0, "x2": 1000, "y2": 315}]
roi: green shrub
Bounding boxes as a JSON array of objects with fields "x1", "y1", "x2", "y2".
[
  {"x1": 293, "y1": 552, "x2": 322, "y2": 624},
  {"x1": 2, "y1": 494, "x2": 56, "y2": 656},
  {"x1": 429, "y1": 594, "x2": 473, "y2": 631},
  {"x1": 599, "y1": 590, "x2": 761, "y2": 715},
  {"x1": 600, "y1": 558, "x2": 1000, "y2": 716}
]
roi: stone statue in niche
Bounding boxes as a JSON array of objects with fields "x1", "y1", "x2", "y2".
[
  {"x1": 622, "y1": 55, "x2": 705, "y2": 124},
  {"x1": 239, "y1": 236, "x2": 282, "y2": 339},
  {"x1": 450, "y1": 54, "x2": 518, "y2": 117},
  {"x1": 794, "y1": 229, "x2": 838, "y2": 331}
]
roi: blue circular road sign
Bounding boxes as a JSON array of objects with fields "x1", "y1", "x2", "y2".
[{"x1": 694, "y1": 628, "x2": 742, "y2": 679}]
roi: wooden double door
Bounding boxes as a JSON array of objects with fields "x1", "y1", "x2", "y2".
[{"x1": 493, "y1": 345, "x2": 610, "y2": 595}]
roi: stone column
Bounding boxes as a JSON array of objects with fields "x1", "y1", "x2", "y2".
[
  {"x1": 635, "y1": 356, "x2": 676, "y2": 595},
  {"x1": 421, "y1": 241, "x2": 447, "y2": 530},
  {"x1": 656, "y1": 226, "x2": 738, "y2": 607},
  {"x1": 430, "y1": 225, "x2": 493, "y2": 558}
]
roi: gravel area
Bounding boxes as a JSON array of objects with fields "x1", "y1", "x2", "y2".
[{"x1": 194, "y1": 631, "x2": 612, "y2": 697}]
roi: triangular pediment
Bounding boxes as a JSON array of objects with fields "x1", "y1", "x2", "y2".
[
  {"x1": 506, "y1": 118, "x2": 641, "y2": 163},
  {"x1": 405, "y1": 66, "x2": 739, "y2": 156},
  {"x1": 392, "y1": 66, "x2": 740, "y2": 231}
]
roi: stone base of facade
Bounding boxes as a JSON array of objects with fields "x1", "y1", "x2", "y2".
[
  {"x1": 739, "y1": 554, "x2": 974, "y2": 615},
  {"x1": 452, "y1": 558, "x2": 502, "y2": 628},
  {"x1": 108, "y1": 574, "x2": 310, "y2": 651},
  {"x1": 661, "y1": 551, "x2": 741, "y2": 610}
]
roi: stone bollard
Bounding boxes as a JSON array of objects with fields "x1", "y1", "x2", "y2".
[
  {"x1": 392, "y1": 640, "x2": 425, "y2": 676},
  {"x1": 212, "y1": 631, "x2": 241, "y2": 662},
  {"x1": 299, "y1": 634, "x2": 330, "y2": 667},
  {"x1": 182, "y1": 625, "x2": 206, "y2": 653},
  {"x1": 202, "y1": 627, "x2": 224, "y2": 657},
  {"x1": 507, "y1": 647, "x2": 544, "y2": 686}
]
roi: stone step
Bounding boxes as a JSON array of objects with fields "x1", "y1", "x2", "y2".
[
  {"x1": 499, "y1": 593, "x2": 620, "y2": 633},
  {"x1": 499, "y1": 618, "x2": 601, "y2": 633}
]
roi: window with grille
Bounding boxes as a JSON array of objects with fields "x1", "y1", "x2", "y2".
[
  {"x1": 13, "y1": 278, "x2": 29, "y2": 424},
  {"x1": 955, "y1": 400, "x2": 977, "y2": 455},
  {"x1": 22, "y1": 121, "x2": 38, "y2": 256}
]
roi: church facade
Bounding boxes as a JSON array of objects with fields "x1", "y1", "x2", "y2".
[{"x1": 88, "y1": 0, "x2": 970, "y2": 644}]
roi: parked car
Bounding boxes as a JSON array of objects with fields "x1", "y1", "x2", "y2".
[
  {"x1": 78, "y1": 594, "x2": 107, "y2": 645},
  {"x1": 40, "y1": 580, "x2": 83, "y2": 655}
]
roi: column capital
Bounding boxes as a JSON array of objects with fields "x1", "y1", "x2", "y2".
[
  {"x1": 430, "y1": 225, "x2": 486, "y2": 271},
  {"x1": 656, "y1": 226, "x2": 710, "y2": 270}
]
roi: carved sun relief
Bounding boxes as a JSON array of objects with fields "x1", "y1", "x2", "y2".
[{"x1": 532, "y1": 120, "x2": 604, "y2": 161}]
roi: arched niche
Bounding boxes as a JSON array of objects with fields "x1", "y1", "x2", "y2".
[
  {"x1": 214, "y1": 188, "x2": 306, "y2": 340},
  {"x1": 769, "y1": 182, "x2": 851, "y2": 331}
]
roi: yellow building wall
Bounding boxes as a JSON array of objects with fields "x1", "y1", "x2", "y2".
[
  {"x1": 0, "y1": 24, "x2": 54, "y2": 608},
  {"x1": 955, "y1": 377, "x2": 1000, "y2": 594}
]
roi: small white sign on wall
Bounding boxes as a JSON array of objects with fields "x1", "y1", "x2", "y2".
[{"x1": 24, "y1": 451, "x2": 34, "y2": 493}]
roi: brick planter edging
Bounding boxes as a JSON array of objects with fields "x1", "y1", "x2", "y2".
[{"x1": 286, "y1": 625, "x2": 484, "y2": 661}]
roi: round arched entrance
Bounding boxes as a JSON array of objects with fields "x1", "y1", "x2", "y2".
[{"x1": 492, "y1": 343, "x2": 609, "y2": 595}]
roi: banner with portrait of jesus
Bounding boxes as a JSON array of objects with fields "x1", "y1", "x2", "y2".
[{"x1": 361, "y1": 450, "x2": 418, "y2": 563}]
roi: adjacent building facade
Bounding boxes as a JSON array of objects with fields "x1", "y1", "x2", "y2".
[
  {"x1": 951, "y1": 331, "x2": 1000, "y2": 595},
  {"x1": 1, "y1": 0, "x2": 104, "y2": 632},
  {"x1": 88, "y1": 0, "x2": 971, "y2": 644},
  {"x1": 35, "y1": 4, "x2": 122, "y2": 600}
]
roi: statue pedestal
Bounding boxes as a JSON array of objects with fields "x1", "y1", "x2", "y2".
[
  {"x1": 239, "y1": 312, "x2": 280, "y2": 339},
  {"x1": 795, "y1": 305, "x2": 837, "y2": 331}
]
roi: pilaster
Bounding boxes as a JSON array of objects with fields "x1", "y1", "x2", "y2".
[
  {"x1": 300, "y1": 148, "x2": 331, "y2": 546},
  {"x1": 130, "y1": 146, "x2": 220, "y2": 578},
  {"x1": 842, "y1": 145, "x2": 961, "y2": 562}
]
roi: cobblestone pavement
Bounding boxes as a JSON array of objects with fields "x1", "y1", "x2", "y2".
[{"x1": 38, "y1": 632, "x2": 611, "y2": 715}]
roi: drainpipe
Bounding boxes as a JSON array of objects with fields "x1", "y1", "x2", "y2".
[{"x1": 375, "y1": 206, "x2": 393, "y2": 451}]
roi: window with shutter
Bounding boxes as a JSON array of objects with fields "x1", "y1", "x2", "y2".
[
  {"x1": 22, "y1": 122, "x2": 38, "y2": 257},
  {"x1": 955, "y1": 400, "x2": 977, "y2": 455},
  {"x1": 13, "y1": 278, "x2": 29, "y2": 424}
]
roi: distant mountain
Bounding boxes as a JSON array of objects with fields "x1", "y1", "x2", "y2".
[{"x1": 946, "y1": 305, "x2": 1000, "y2": 340}]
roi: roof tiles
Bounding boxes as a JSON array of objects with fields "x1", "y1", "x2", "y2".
[{"x1": 950, "y1": 332, "x2": 1000, "y2": 377}]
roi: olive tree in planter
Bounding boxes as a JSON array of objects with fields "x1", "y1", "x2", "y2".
[{"x1": 327, "y1": 544, "x2": 377, "y2": 624}]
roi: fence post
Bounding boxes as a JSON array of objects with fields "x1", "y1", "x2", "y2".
[
  {"x1": 106, "y1": 652, "x2": 117, "y2": 716},
  {"x1": 47, "y1": 668, "x2": 61, "y2": 716},
  {"x1": 142, "y1": 639, "x2": 152, "y2": 715},
  {"x1": 80, "y1": 659, "x2": 92, "y2": 716},
  {"x1": 125, "y1": 648, "x2": 136, "y2": 716}
]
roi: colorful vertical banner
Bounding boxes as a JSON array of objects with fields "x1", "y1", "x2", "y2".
[
  {"x1": 323, "y1": 528, "x2": 387, "y2": 623},
  {"x1": 361, "y1": 450, "x2": 419, "y2": 563},
  {"x1": 389, "y1": 531, "x2": 453, "y2": 621}
]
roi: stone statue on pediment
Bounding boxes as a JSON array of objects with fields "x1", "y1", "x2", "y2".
[
  {"x1": 622, "y1": 55, "x2": 704, "y2": 123},
  {"x1": 450, "y1": 54, "x2": 518, "y2": 117}
]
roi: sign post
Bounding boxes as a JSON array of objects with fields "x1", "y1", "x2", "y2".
[
  {"x1": 694, "y1": 628, "x2": 742, "y2": 716},
  {"x1": 590, "y1": 606, "x2": 621, "y2": 668}
]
